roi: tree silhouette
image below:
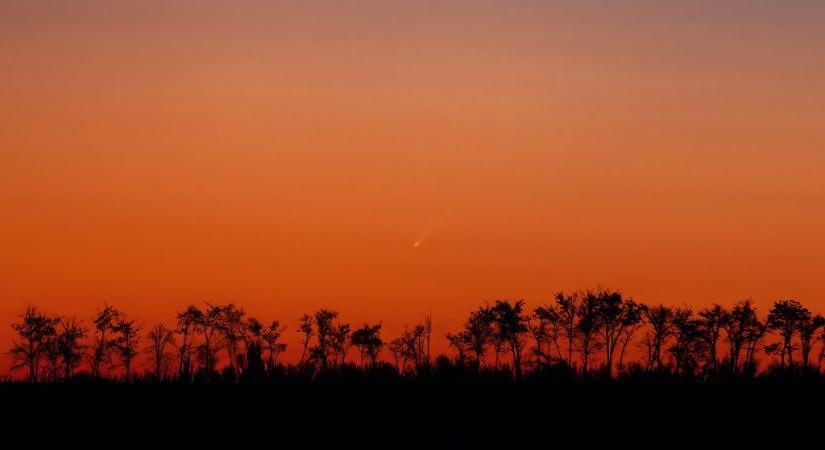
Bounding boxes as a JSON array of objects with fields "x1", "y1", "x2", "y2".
[
  {"x1": 616, "y1": 299, "x2": 645, "y2": 373},
  {"x1": 145, "y1": 324, "x2": 176, "y2": 380},
  {"x1": 593, "y1": 289, "x2": 625, "y2": 376},
  {"x1": 195, "y1": 304, "x2": 223, "y2": 380},
  {"x1": 398, "y1": 326, "x2": 419, "y2": 372},
  {"x1": 112, "y1": 315, "x2": 141, "y2": 382},
  {"x1": 43, "y1": 329, "x2": 62, "y2": 382},
  {"x1": 56, "y1": 316, "x2": 87, "y2": 382},
  {"x1": 90, "y1": 305, "x2": 120, "y2": 379},
  {"x1": 641, "y1": 305, "x2": 674, "y2": 371},
  {"x1": 491, "y1": 300, "x2": 529, "y2": 381},
  {"x1": 488, "y1": 316, "x2": 506, "y2": 370},
  {"x1": 330, "y1": 322, "x2": 352, "y2": 368},
  {"x1": 697, "y1": 304, "x2": 726, "y2": 376},
  {"x1": 351, "y1": 323, "x2": 383, "y2": 369},
  {"x1": 216, "y1": 304, "x2": 246, "y2": 376},
  {"x1": 175, "y1": 305, "x2": 201, "y2": 381},
  {"x1": 398, "y1": 319, "x2": 432, "y2": 374},
  {"x1": 422, "y1": 313, "x2": 433, "y2": 365},
  {"x1": 297, "y1": 313, "x2": 313, "y2": 369},
  {"x1": 796, "y1": 312, "x2": 824, "y2": 370},
  {"x1": 446, "y1": 332, "x2": 470, "y2": 365},
  {"x1": 387, "y1": 337, "x2": 405, "y2": 372},
  {"x1": 11, "y1": 293, "x2": 825, "y2": 385},
  {"x1": 742, "y1": 314, "x2": 767, "y2": 374},
  {"x1": 309, "y1": 309, "x2": 338, "y2": 371},
  {"x1": 818, "y1": 329, "x2": 825, "y2": 370},
  {"x1": 243, "y1": 317, "x2": 266, "y2": 381},
  {"x1": 258, "y1": 320, "x2": 287, "y2": 373},
  {"x1": 464, "y1": 305, "x2": 493, "y2": 370},
  {"x1": 549, "y1": 305, "x2": 568, "y2": 363},
  {"x1": 529, "y1": 306, "x2": 553, "y2": 369},
  {"x1": 668, "y1": 307, "x2": 701, "y2": 376},
  {"x1": 767, "y1": 300, "x2": 808, "y2": 369},
  {"x1": 9, "y1": 305, "x2": 58, "y2": 382},
  {"x1": 554, "y1": 291, "x2": 579, "y2": 368},
  {"x1": 723, "y1": 300, "x2": 757, "y2": 374},
  {"x1": 575, "y1": 291, "x2": 602, "y2": 374}
]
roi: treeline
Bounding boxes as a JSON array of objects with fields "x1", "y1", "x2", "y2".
[{"x1": 7, "y1": 289, "x2": 825, "y2": 383}]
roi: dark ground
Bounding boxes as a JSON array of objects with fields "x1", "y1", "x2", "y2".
[{"x1": 1, "y1": 380, "x2": 821, "y2": 449}]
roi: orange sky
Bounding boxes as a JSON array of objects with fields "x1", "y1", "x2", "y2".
[{"x1": 2, "y1": 2, "x2": 825, "y2": 364}]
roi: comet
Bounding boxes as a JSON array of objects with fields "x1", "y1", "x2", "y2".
[{"x1": 413, "y1": 222, "x2": 436, "y2": 248}]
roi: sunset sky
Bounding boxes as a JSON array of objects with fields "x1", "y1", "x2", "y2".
[{"x1": 2, "y1": 1, "x2": 824, "y2": 361}]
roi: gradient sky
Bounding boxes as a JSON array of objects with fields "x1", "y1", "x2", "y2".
[{"x1": 2, "y1": 1, "x2": 825, "y2": 361}]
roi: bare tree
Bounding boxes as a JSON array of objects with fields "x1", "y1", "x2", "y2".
[
  {"x1": 668, "y1": 307, "x2": 701, "y2": 376},
  {"x1": 90, "y1": 304, "x2": 121, "y2": 379},
  {"x1": 488, "y1": 318, "x2": 506, "y2": 370},
  {"x1": 742, "y1": 316, "x2": 767, "y2": 374},
  {"x1": 767, "y1": 300, "x2": 808, "y2": 369},
  {"x1": 196, "y1": 304, "x2": 223, "y2": 379},
  {"x1": 145, "y1": 324, "x2": 176, "y2": 380},
  {"x1": 309, "y1": 309, "x2": 338, "y2": 370},
  {"x1": 330, "y1": 322, "x2": 352, "y2": 367},
  {"x1": 446, "y1": 332, "x2": 470, "y2": 365},
  {"x1": 297, "y1": 314, "x2": 313, "y2": 368},
  {"x1": 175, "y1": 305, "x2": 201, "y2": 381},
  {"x1": 724, "y1": 300, "x2": 757, "y2": 373},
  {"x1": 554, "y1": 291, "x2": 579, "y2": 368},
  {"x1": 112, "y1": 315, "x2": 141, "y2": 382},
  {"x1": 244, "y1": 317, "x2": 266, "y2": 380},
  {"x1": 797, "y1": 313, "x2": 824, "y2": 370},
  {"x1": 533, "y1": 304, "x2": 565, "y2": 365},
  {"x1": 351, "y1": 323, "x2": 383, "y2": 369},
  {"x1": 697, "y1": 304, "x2": 727, "y2": 375},
  {"x1": 465, "y1": 305, "x2": 493, "y2": 369},
  {"x1": 399, "y1": 319, "x2": 432, "y2": 374},
  {"x1": 399, "y1": 326, "x2": 420, "y2": 372},
  {"x1": 56, "y1": 316, "x2": 88, "y2": 382},
  {"x1": 593, "y1": 290, "x2": 624, "y2": 376},
  {"x1": 575, "y1": 291, "x2": 602, "y2": 374},
  {"x1": 491, "y1": 300, "x2": 529, "y2": 381},
  {"x1": 643, "y1": 304, "x2": 674, "y2": 371},
  {"x1": 260, "y1": 320, "x2": 287, "y2": 372},
  {"x1": 423, "y1": 313, "x2": 433, "y2": 365},
  {"x1": 529, "y1": 307, "x2": 552, "y2": 369},
  {"x1": 216, "y1": 304, "x2": 246, "y2": 375},
  {"x1": 617, "y1": 300, "x2": 646, "y2": 373},
  {"x1": 8, "y1": 305, "x2": 58, "y2": 383},
  {"x1": 817, "y1": 330, "x2": 825, "y2": 370},
  {"x1": 43, "y1": 331, "x2": 62, "y2": 382},
  {"x1": 388, "y1": 337, "x2": 405, "y2": 372}
]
